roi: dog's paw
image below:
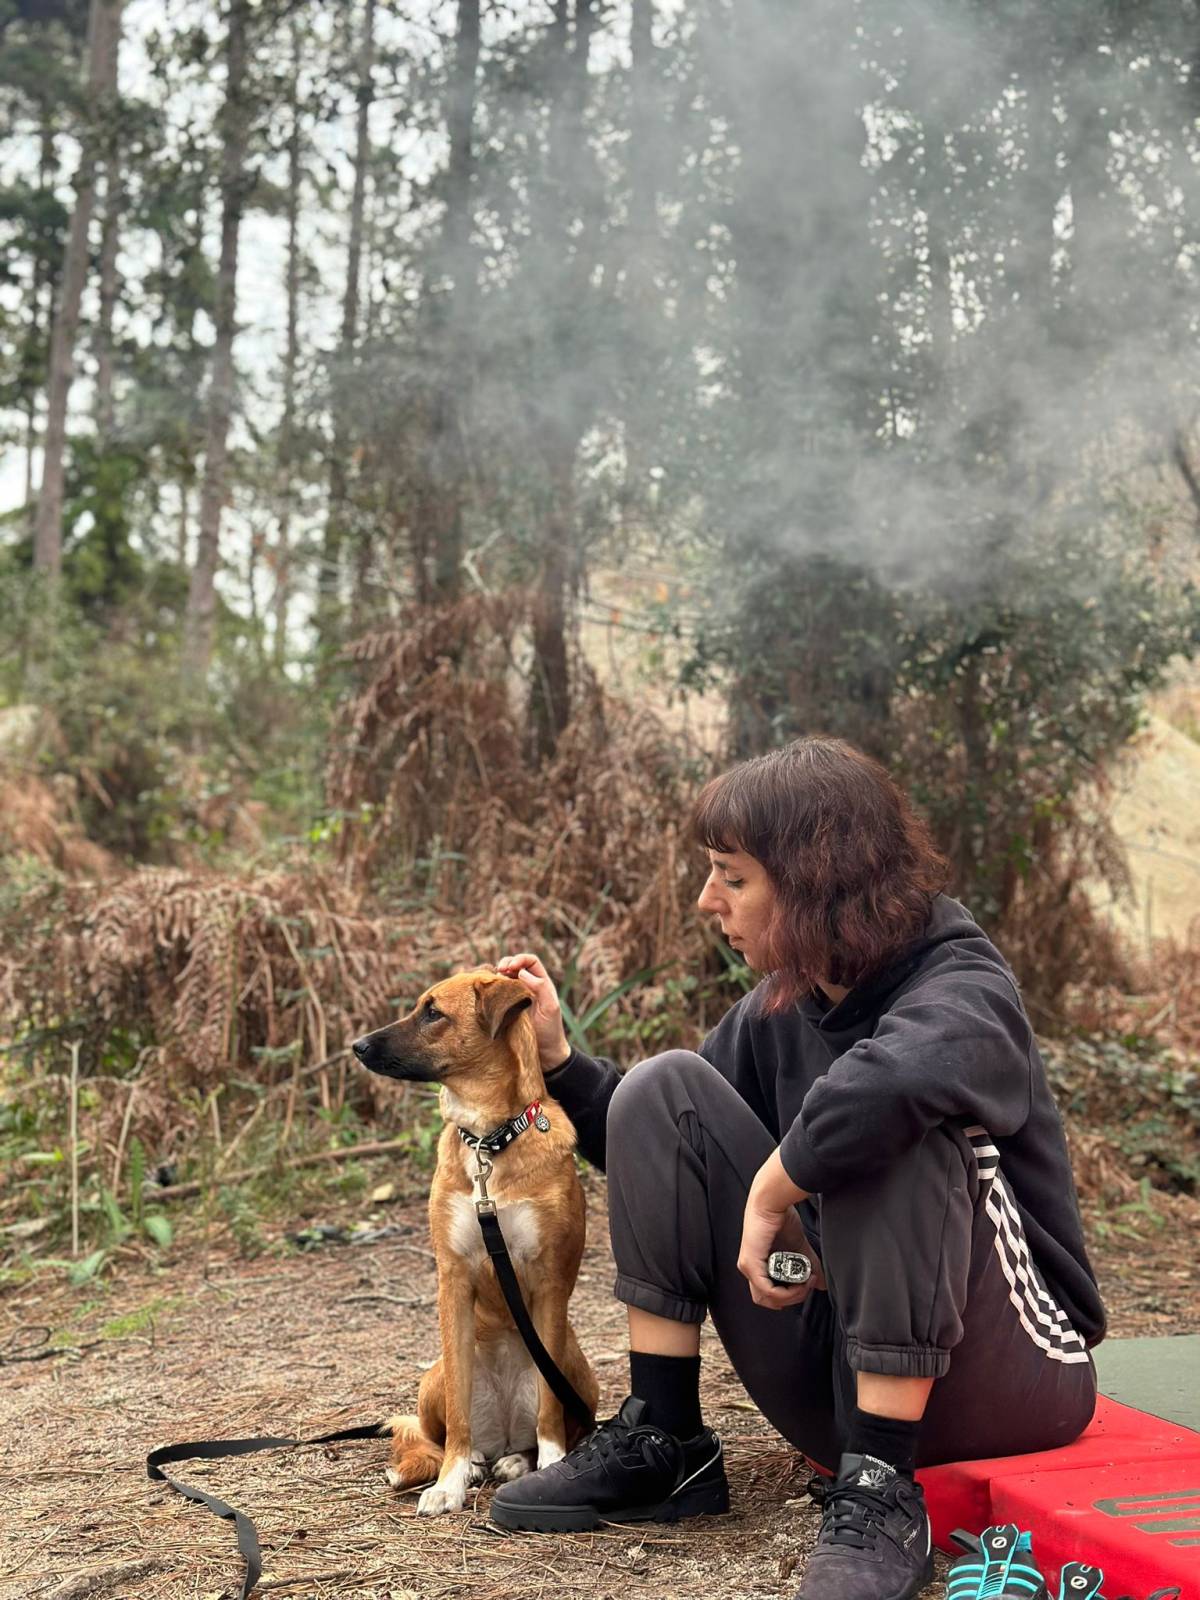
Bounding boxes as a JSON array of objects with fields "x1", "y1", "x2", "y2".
[
  {"x1": 536, "y1": 1436, "x2": 566, "y2": 1471},
  {"x1": 466, "y1": 1454, "x2": 487, "y2": 1488},
  {"x1": 493, "y1": 1451, "x2": 534, "y2": 1482},
  {"x1": 417, "y1": 1457, "x2": 472, "y2": 1515},
  {"x1": 416, "y1": 1481, "x2": 467, "y2": 1516},
  {"x1": 384, "y1": 1466, "x2": 403, "y2": 1490}
]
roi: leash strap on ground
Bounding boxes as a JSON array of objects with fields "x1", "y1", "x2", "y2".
[
  {"x1": 147, "y1": 1422, "x2": 385, "y2": 1600},
  {"x1": 478, "y1": 1209, "x2": 596, "y2": 1434}
]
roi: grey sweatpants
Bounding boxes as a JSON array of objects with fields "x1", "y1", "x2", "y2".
[{"x1": 606, "y1": 1051, "x2": 1097, "y2": 1469}]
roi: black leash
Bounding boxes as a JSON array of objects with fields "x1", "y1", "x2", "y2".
[
  {"x1": 146, "y1": 1423, "x2": 385, "y2": 1600},
  {"x1": 149, "y1": 1120, "x2": 594, "y2": 1596},
  {"x1": 469, "y1": 1143, "x2": 596, "y2": 1434}
]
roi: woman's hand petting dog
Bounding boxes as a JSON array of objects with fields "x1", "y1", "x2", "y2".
[{"x1": 495, "y1": 952, "x2": 572, "y2": 1074}]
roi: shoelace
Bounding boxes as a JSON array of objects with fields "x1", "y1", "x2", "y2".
[
  {"x1": 574, "y1": 1415, "x2": 669, "y2": 1472},
  {"x1": 822, "y1": 1481, "x2": 895, "y2": 1551}
]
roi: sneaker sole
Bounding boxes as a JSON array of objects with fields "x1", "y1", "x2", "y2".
[{"x1": 489, "y1": 1478, "x2": 731, "y2": 1532}]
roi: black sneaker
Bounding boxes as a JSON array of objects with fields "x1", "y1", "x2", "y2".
[
  {"x1": 488, "y1": 1396, "x2": 730, "y2": 1531},
  {"x1": 795, "y1": 1452, "x2": 934, "y2": 1600}
]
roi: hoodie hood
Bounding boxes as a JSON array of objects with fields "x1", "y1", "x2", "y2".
[{"x1": 802, "y1": 895, "x2": 1002, "y2": 1037}]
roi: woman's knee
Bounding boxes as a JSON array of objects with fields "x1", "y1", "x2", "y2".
[{"x1": 606, "y1": 1049, "x2": 716, "y2": 1135}]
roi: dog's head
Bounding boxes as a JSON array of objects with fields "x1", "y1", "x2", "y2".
[{"x1": 351, "y1": 968, "x2": 536, "y2": 1096}]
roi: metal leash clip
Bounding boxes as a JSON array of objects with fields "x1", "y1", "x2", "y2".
[{"x1": 471, "y1": 1146, "x2": 497, "y2": 1216}]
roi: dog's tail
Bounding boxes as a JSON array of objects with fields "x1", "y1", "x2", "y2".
[{"x1": 384, "y1": 1413, "x2": 443, "y2": 1490}]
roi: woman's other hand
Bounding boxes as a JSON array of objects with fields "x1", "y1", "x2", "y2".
[
  {"x1": 495, "y1": 952, "x2": 572, "y2": 1073},
  {"x1": 738, "y1": 1148, "x2": 826, "y2": 1309}
]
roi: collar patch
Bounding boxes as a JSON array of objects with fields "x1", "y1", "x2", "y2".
[{"x1": 458, "y1": 1101, "x2": 550, "y2": 1155}]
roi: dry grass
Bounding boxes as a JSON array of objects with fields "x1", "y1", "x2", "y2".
[
  {"x1": 2, "y1": 1171, "x2": 1195, "y2": 1600},
  {"x1": 1066, "y1": 925, "x2": 1200, "y2": 1055},
  {"x1": 0, "y1": 1180, "x2": 829, "y2": 1600}
]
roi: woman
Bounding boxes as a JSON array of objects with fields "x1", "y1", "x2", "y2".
[{"x1": 490, "y1": 736, "x2": 1103, "y2": 1600}]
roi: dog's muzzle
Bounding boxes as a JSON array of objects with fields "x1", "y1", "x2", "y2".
[{"x1": 351, "y1": 1032, "x2": 440, "y2": 1082}]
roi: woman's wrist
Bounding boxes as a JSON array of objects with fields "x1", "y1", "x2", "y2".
[
  {"x1": 753, "y1": 1147, "x2": 810, "y2": 1209},
  {"x1": 542, "y1": 1037, "x2": 573, "y2": 1074}
]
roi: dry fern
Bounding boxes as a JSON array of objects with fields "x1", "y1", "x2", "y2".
[
  {"x1": 0, "y1": 868, "x2": 404, "y2": 1089},
  {"x1": 327, "y1": 594, "x2": 711, "y2": 1024},
  {"x1": 0, "y1": 769, "x2": 117, "y2": 878}
]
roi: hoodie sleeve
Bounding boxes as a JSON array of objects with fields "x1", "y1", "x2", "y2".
[
  {"x1": 779, "y1": 963, "x2": 1035, "y2": 1194},
  {"x1": 543, "y1": 1047, "x2": 622, "y2": 1170}
]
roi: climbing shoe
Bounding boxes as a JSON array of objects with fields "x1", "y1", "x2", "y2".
[{"x1": 948, "y1": 1524, "x2": 1048, "y2": 1600}]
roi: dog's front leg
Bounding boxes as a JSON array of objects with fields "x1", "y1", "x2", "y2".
[
  {"x1": 417, "y1": 1268, "x2": 476, "y2": 1515},
  {"x1": 529, "y1": 1285, "x2": 571, "y2": 1470}
]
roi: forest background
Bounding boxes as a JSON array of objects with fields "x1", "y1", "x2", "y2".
[{"x1": 1, "y1": 0, "x2": 1199, "y2": 1296}]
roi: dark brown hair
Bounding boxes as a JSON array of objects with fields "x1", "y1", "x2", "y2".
[{"x1": 690, "y1": 736, "x2": 949, "y2": 1012}]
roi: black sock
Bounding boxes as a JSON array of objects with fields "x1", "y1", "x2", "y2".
[
  {"x1": 845, "y1": 1405, "x2": 920, "y2": 1478},
  {"x1": 629, "y1": 1351, "x2": 703, "y2": 1438}
]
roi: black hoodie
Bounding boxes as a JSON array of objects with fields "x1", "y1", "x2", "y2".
[{"x1": 547, "y1": 894, "x2": 1106, "y2": 1349}]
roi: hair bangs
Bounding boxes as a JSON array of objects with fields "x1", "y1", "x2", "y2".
[{"x1": 689, "y1": 769, "x2": 751, "y2": 857}]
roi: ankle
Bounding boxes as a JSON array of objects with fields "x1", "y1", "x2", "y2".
[
  {"x1": 629, "y1": 1350, "x2": 704, "y2": 1438},
  {"x1": 844, "y1": 1405, "x2": 920, "y2": 1478}
]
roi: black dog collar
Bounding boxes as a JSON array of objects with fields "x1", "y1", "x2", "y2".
[{"x1": 458, "y1": 1100, "x2": 551, "y2": 1156}]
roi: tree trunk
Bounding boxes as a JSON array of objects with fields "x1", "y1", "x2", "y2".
[
  {"x1": 529, "y1": 460, "x2": 574, "y2": 763},
  {"x1": 924, "y1": 121, "x2": 957, "y2": 380},
  {"x1": 184, "y1": 0, "x2": 250, "y2": 681},
  {"x1": 94, "y1": 165, "x2": 123, "y2": 443},
  {"x1": 621, "y1": 0, "x2": 659, "y2": 508},
  {"x1": 178, "y1": 476, "x2": 190, "y2": 566},
  {"x1": 24, "y1": 122, "x2": 57, "y2": 522},
  {"x1": 33, "y1": 0, "x2": 122, "y2": 576},
  {"x1": 528, "y1": 0, "x2": 595, "y2": 762},
  {"x1": 427, "y1": 0, "x2": 481, "y2": 604},
  {"x1": 319, "y1": 0, "x2": 376, "y2": 651},
  {"x1": 274, "y1": 19, "x2": 303, "y2": 666},
  {"x1": 1002, "y1": 30, "x2": 1060, "y2": 513}
]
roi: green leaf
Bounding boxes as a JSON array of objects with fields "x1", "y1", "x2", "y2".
[
  {"x1": 577, "y1": 964, "x2": 673, "y2": 1034},
  {"x1": 68, "y1": 1250, "x2": 108, "y2": 1286},
  {"x1": 100, "y1": 1185, "x2": 131, "y2": 1243},
  {"x1": 128, "y1": 1138, "x2": 145, "y2": 1228},
  {"x1": 143, "y1": 1213, "x2": 173, "y2": 1249}
]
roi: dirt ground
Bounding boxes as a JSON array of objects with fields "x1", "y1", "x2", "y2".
[{"x1": 1, "y1": 1169, "x2": 1196, "y2": 1600}]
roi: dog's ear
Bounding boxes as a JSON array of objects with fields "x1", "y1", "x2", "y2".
[{"x1": 475, "y1": 975, "x2": 533, "y2": 1040}]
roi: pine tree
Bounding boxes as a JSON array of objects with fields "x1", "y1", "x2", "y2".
[
  {"x1": 32, "y1": 0, "x2": 122, "y2": 577},
  {"x1": 184, "y1": 0, "x2": 251, "y2": 680}
]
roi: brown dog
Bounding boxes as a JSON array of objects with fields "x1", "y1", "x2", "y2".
[{"x1": 352, "y1": 967, "x2": 599, "y2": 1515}]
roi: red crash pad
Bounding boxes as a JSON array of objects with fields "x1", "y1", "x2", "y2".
[{"x1": 918, "y1": 1397, "x2": 1200, "y2": 1598}]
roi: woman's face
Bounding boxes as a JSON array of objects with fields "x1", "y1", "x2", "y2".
[{"x1": 696, "y1": 846, "x2": 777, "y2": 970}]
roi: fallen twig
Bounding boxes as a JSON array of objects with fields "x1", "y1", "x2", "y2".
[
  {"x1": 343, "y1": 1292, "x2": 432, "y2": 1306},
  {"x1": 68, "y1": 1040, "x2": 81, "y2": 1258},
  {"x1": 257, "y1": 1571, "x2": 358, "y2": 1592},
  {"x1": 46, "y1": 1556, "x2": 167, "y2": 1599},
  {"x1": 150, "y1": 1138, "x2": 412, "y2": 1201}
]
